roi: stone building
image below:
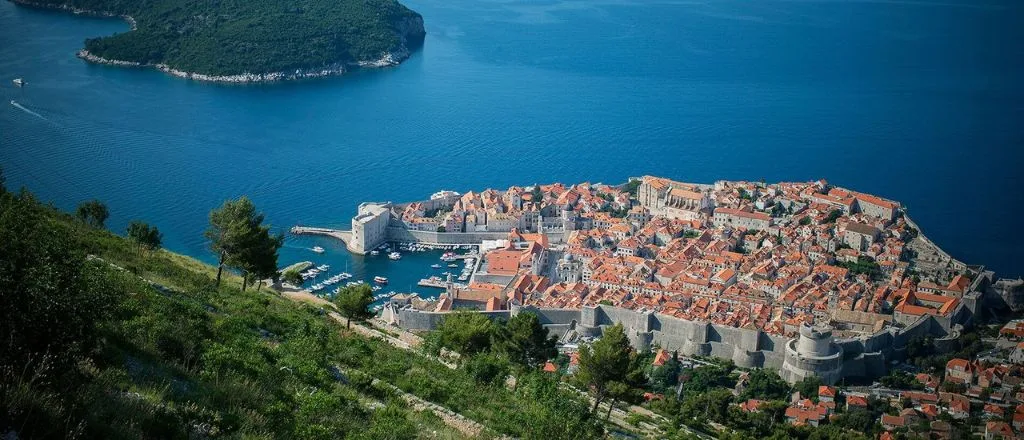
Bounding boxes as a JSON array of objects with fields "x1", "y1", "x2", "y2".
[
  {"x1": 843, "y1": 222, "x2": 880, "y2": 252},
  {"x1": 556, "y1": 253, "x2": 583, "y2": 283},
  {"x1": 712, "y1": 208, "x2": 771, "y2": 231},
  {"x1": 349, "y1": 202, "x2": 391, "y2": 254},
  {"x1": 854, "y1": 192, "x2": 899, "y2": 222},
  {"x1": 781, "y1": 325, "x2": 844, "y2": 384}
]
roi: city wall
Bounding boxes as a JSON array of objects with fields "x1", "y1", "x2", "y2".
[{"x1": 387, "y1": 301, "x2": 972, "y2": 383}]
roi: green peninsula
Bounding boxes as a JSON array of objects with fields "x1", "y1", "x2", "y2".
[{"x1": 12, "y1": 0, "x2": 426, "y2": 81}]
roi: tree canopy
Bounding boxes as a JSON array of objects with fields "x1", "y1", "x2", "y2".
[
  {"x1": 126, "y1": 220, "x2": 162, "y2": 253},
  {"x1": 492, "y1": 311, "x2": 558, "y2": 370},
  {"x1": 575, "y1": 323, "x2": 639, "y2": 414},
  {"x1": 76, "y1": 199, "x2": 109, "y2": 228},
  {"x1": 334, "y1": 283, "x2": 374, "y2": 329},
  {"x1": 26, "y1": 0, "x2": 425, "y2": 76},
  {"x1": 426, "y1": 310, "x2": 497, "y2": 358},
  {"x1": 205, "y1": 196, "x2": 282, "y2": 289}
]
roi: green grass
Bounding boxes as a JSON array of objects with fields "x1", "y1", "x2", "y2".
[
  {"x1": 1, "y1": 194, "x2": 467, "y2": 439},
  {"x1": 2, "y1": 191, "x2": 602, "y2": 439}
]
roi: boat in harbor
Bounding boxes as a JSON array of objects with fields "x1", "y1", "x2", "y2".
[
  {"x1": 312, "y1": 246, "x2": 325, "y2": 254},
  {"x1": 373, "y1": 276, "x2": 388, "y2": 284},
  {"x1": 388, "y1": 251, "x2": 401, "y2": 260},
  {"x1": 370, "y1": 250, "x2": 379, "y2": 256},
  {"x1": 373, "y1": 291, "x2": 396, "y2": 301},
  {"x1": 430, "y1": 264, "x2": 442, "y2": 269},
  {"x1": 447, "y1": 263, "x2": 458, "y2": 268},
  {"x1": 12, "y1": 78, "x2": 24, "y2": 87}
]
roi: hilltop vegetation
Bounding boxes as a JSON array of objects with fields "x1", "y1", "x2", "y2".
[
  {"x1": 14, "y1": 0, "x2": 425, "y2": 76},
  {"x1": 0, "y1": 180, "x2": 600, "y2": 439}
]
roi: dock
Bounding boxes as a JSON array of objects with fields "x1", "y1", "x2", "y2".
[
  {"x1": 417, "y1": 278, "x2": 448, "y2": 289},
  {"x1": 290, "y1": 226, "x2": 351, "y2": 244}
]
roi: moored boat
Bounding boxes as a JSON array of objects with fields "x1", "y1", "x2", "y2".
[{"x1": 373, "y1": 276, "x2": 388, "y2": 284}]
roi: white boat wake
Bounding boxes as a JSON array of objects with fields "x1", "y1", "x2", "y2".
[{"x1": 10, "y1": 100, "x2": 49, "y2": 122}]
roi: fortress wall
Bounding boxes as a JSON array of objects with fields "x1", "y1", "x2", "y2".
[
  {"x1": 892, "y1": 316, "x2": 934, "y2": 348},
  {"x1": 392, "y1": 299, "x2": 975, "y2": 382},
  {"x1": 395, "y1": 309, "x2": 447, "y2": 330},
  {"x1": 515, "y1": 307, "x2": 583, "y2": 325}
]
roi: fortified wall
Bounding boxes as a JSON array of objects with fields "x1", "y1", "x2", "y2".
[{"x1": 385, "y1": 299, "x2": 977, "y2": 384}]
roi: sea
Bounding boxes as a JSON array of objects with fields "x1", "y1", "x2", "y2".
[{"x1": 1, "y1": 0, "x2": 1022, "y2": 298}]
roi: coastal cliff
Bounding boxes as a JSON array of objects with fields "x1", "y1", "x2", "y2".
[{"x1": 9, "y1": 0, "x2": 426, "y2": 83}]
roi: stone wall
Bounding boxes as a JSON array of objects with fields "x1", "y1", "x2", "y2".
[{"x1": 391, "y1": 300, "x2": 973, "y2": 383}]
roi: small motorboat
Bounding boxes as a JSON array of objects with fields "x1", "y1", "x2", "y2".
[
  {"x1": 12, "y1": 78, "x2": 24, "y2": 87},
  {"x1": 373, "y1": 276, "x2": 388, "y2": 284},
  {"x1": 430, "y1": 264, "x2": 442, "y2": 269},
  {"x1": 370, "y1": 250, "x2": 379, "y2": 256},
  {"x1": 388, "y1": 252, "x2": 401, "y2": 260},
  {"x1": 447, "y1": 263, "x2": 458, "y2": 268},
  {"x1": 312, "y1": 246, "x2": 325, "y2": 254}
]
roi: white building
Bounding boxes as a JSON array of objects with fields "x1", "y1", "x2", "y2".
[{"x1": 349, "y1": 202, "x2": 391, "y2": 254}]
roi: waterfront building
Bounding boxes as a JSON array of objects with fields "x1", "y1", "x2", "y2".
[
  {"x1": 329, "y1": 176, "x2": 1006, "y2": 385},
  {"x1": 349, "y1": 202, "x2": 391, "y2": 254}
]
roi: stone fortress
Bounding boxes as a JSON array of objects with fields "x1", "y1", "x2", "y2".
[
  {"x1": 335, "y1": 178, "x2": 1023, "y2": 385},
  {"x1": 384, "y1": 273, "x2": 988, "y2": 385}
]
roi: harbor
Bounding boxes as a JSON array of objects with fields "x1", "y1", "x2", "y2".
[{"x1": 279, "y1": 234, "x2": 483, "y2": 310}]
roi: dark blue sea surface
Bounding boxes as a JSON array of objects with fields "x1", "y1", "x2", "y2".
[{"x1": 1, "y1": 0, "x2": 1022, "y2": 290}]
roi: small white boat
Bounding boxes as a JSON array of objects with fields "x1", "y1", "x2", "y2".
[
  {"x1": 312, "y1": 246, "x2": 325, "y2": 254},
  {"x1": 431, "y1": 264, "x2": 442, "y2": 269},
  {"x1": 12, "y1": 78, "x2": 24, "y2": 87},
  {"x1": 373, "y1": 276, "x2": 388, "y2": 284},
  {"x1": 388, "y1": 252, "x2": 401, "y2": 260},
  {"x1": 370, "y1": 250, "x2": 379, "y2": 256},
  {"x1": 447, "y1": 263, "x2": 458, "y2": 268}
]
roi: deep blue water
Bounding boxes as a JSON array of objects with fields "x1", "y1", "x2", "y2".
[{"x1": 1, "y1": 0, "x2": 1022, "y2": 288}]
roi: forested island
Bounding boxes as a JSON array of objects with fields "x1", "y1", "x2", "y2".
[{"x1": 10, "y1": 0, "x2": 426, "y2": 82}]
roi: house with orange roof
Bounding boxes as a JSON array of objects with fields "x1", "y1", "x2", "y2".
[
  {"x1": 853, "y1": 191, "x2": 899, "y2": 221},
  {"x1": 818, "y1": 385, "x2": 837, "y2": 402},
  {"x1": 738, "y1": 399, "x2": 766, "y2": 413},
  {"x1": 893, "y1": 291, "x2": 959, "y2": 325},
  {"x1": 984, "y1": 403, "x2": 1005, "y2": 419},
  {"x1": 1000, "y1": 320, "x2": 1024, "y2": 340},
  {"x1": 652, "y1": 349, "x2": 672, "y2": 367},
  {"x1": 946, "y1": 358, "x2": 975, "y2": 384},
  {"x1": 785, "y1": 403, "x2": 828, "y2": 427},
  {"x1": 985, "y1": 421, "x2": 1014, "y2": 440},
  {"x1": 846, "y1": 394, "x2": 868, "y2": 410}
]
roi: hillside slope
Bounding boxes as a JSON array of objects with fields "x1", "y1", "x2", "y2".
[{"x1": 0, "y1": 187, "x2": 601, "y2": 439}]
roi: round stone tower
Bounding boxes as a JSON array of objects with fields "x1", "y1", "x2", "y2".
[{"x1": 781, "y1": 324, "x2": 843, "y2": 385}]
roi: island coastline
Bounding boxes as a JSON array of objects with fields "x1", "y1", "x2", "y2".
[{"x1": 10, "y1": 0, "x2": 424, "y2": 84}]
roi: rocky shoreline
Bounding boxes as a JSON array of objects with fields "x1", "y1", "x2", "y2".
[
  {"x1": 75, "y1": 49, "x2": 414, "y2": 83},
  {"x1": 13, "y1": 0, "x2": 424, "y2": 84},
  {"x1": 9, "y1": 0, "x2": 137, "y2": 29}
]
